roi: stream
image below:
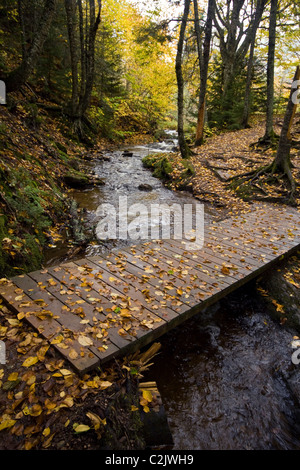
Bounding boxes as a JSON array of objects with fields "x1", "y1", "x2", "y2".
[{"x1": 44, "y1": 132, "x2": 300, "y2": 450}]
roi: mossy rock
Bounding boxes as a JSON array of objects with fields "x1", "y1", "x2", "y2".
[
  {"x1": 142, "y1": 155, "x2": 173, "y2": 180},
  {"x1": 63, "y1": 170, "x2": 91, "y2": 188},
  {"x1": 63, "y1": 170, "x2": 105, "y2": 188}
]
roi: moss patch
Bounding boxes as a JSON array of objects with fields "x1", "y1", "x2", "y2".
[{"x1": 142, "y1": 153, "x2": 195, "y2": 191}]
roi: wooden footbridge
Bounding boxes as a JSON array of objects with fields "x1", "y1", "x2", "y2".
[{"x1": 1, "y1": 205, "x2": 299, "y2": 375}]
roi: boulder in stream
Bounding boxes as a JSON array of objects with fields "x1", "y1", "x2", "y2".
[
  {"x1": 138, "y1": 183, "x2": 153, "y2": 191},
  {"x1": 122, "y1": 150, "x2": 133, "y2": 157},
  {"x1": 63, "y1": 170, "x2": 105, "y2": 188}
]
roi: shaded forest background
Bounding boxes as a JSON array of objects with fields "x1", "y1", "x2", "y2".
[{"x1": 1, "y1": 0, "x2": 299, "y2": 140}]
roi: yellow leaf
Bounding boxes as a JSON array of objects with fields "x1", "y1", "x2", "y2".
[
  {"x1": 63, "y1": 396, "x2": 74, "y2": 407},
  {"x1": 42, "y1": 433, "x2": 55, "y2": 448},
  {"x1": 143, "y1": 405, "x2": 150, "y2": 413},
  {"x1": 51, "y1": 335, "x2": 64, "y2": 345},
  {"x1": 118, "y1": 328, "x2": 127, "y2": 337},
  {"x1": 22, "y1": 356, "x2": 38, "y2": 368},
  {"x1": 28, "y1": 404, "x2": 43, "y2": 417},
  {"x1": 221, "y1": 266, "x2": 230, "y2": 275},
  {"x1": 131, "y1": 405, "x2": 139, "y2": 412},
  {"x1": 73, "y1": 423, "x2": 90, "y2": 433},
  {"x1": 78, "y1": 335, "x2": 93, "y2": 346},
  {"x1": 59, "y1": 369, "x2": 72, "y2": 376},
  {"x1": 0, "y1": 419, "x2": 16, "y2": 431},
  {"x1": 15, "y1": 295, "x2": 24, "y2": 301},
  {"x1": 86, "y1": 411, "x2": 106, "y2": 429},
  {"x1": 142, "y1": 389, "x2": 153, "y2": 403},
  {"x1": 99, "y1": 380, "x2": 113, "y2": 390},
  {"x1": 69, "y1": 349, "x2": 78, "y2": 359},
  {"x1": 8, "y1": 372, "x2": 18, "y2": 381},
  {"x1": 120, "y1": 309, "x2": 132, "y2": 318},
  {"x1": 42, "y1": 427, "x2": 51, "y2": 437}
]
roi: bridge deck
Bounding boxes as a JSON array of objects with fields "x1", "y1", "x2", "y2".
[{"x1": 1, "y1": 206, "x2": 299, "y2": 374}]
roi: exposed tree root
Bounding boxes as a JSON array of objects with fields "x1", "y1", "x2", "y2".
[
  {"x1": 250, "y1": 133, "x2": 280, "y2": 151},
  {"x1": 231, "y1": 160, "x2": 297, "y2": 204}
]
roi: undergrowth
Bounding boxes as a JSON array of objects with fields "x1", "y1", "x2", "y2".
[{"x1": 0, "y1": 98, "x2": 88, "y2": 278}]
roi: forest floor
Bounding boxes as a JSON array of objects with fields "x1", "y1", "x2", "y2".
[
  {"x1": 0, "y1": 99, "x2": 300, "y2": 450},
  {"x1": 144, "y1": 114, "x2": 300, "y2": 217}
]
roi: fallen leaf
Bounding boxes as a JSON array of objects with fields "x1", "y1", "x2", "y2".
[
  {"x1": 78, "y1": 335, "x2": 93, "y2": 346},
  {"x1": 73, "y1": 423, "x2": 90, "y2": 433},
  {"x1": 22, "y1": 356, "x2": 39, "y2": 368}
]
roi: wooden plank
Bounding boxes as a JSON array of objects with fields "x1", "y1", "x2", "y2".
[
  {"x1": 46, "y1": 264, "x2": 149, "y2": 350},
  {"x1": 208, "y1": 221, "x2": 292, "y2": 251},
  {"x1": 0, "y1": 279, "x2": 100, "y2": 374},
  {"x1": 52, "y1": 261, "x2": 170, "y2": 343},
  {"x1": 107, "y1": 245, "x2": 218, "y2": 303},
  {"x1": 207, "y1": 225, "x2": 289, "y2": 259},
  {"x1": 112, "y1": 244, "x2": 221, "y2": 289},
  {"x1": 216, "y1": 220, "x2": 298, "y2": 248},
  {"x1": 217, "y1": 215, "x2": 300, "y2": 246},
  {"x1": 85, "y1": 255, "x2": 190, "y2": 317},
  {"x1": 109, "y1": 246, "x2": 228, "y2": 306},
  {"x1": 160, "y1": 239, "x2": 252, "y2": 276},
  {"x1": 25, "y1": 269, "x2": 121, "y2": 368},
  {"x1": 130, "y1": 240, "x2": 242, "y2": 286}
]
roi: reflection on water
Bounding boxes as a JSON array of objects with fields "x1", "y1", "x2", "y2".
[{"x1": 144, "y1": 286, "x2": 300, "y2": 450}]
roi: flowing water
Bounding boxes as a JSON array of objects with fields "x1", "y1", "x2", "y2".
[{"x1": 44, "y1": 132, "x2": 300, "y2": 450}]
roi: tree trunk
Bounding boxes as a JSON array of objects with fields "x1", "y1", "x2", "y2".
[
  {"x1": 64, "y1": 0, "x2": 79, "y2": 116},
  {"x1": 80, "y1": 0, "x2": 101, "y2": 117},
  {"x1": 176, "y1": 0, "x2": 191, "y2": 159},
  {"x1": 65, "y1": 0, "x2": 101, "y2": 135},
  {"x1": 263, "y1": 0, "x2": 278, "y2": 141},
  {"x1": 5, "y1": 0, "x2": 56, "y2": 93},
  {"x1": 194, "y1": 0, "x2": 214, "y2": 146},
  {"x1": 273, "y1": 66, "x2": 300, "y2": 193},
  {"x1": 241, "y1": 33, "x2": 255, "y2": 128},
  {"x1": 213, "y1": 0, "x2": 267, "y2": 121}
]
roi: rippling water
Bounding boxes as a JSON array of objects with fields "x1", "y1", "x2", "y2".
[
  {"x1": 144, "y1": 286, "x2": 300, "y2": 450},
  {"x1": 45, "y1": 131, "x2": 213, "y2": 263}
]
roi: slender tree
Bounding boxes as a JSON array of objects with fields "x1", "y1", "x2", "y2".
[
  {"x1": 176, "y1": 0, "x2": 192, "y2": 159},
  {"x1": 272, "y1": 65, "x2": 300, "y2": 197},
  {"x1": 241, "y1": 32, "x2": 255, "y2": 128},
  {"x1": 194, "y1": 0, "x2": 214, "y2": 146},
  {"x1": 262, "y1": 0, "x2": 278, "y2": 143}
]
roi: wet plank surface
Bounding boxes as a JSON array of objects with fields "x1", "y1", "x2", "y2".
[{"x1": 0, "y1": 206, "x2": 299, "y2": 374}]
